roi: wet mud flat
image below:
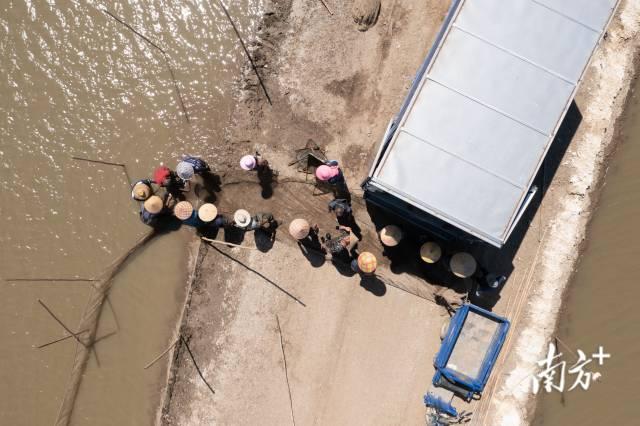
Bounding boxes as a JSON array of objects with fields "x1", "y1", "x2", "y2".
[
  {"x1": 532, "y1": 69, "x2": 640, "y2": 425},
  {"x1": 0, "y1": 1, "x2": 260, "y2": 425}
]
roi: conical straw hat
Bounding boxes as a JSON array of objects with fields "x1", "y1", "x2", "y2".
[
  {"x1": 357, "y1": 252, "x2": 377, "y2": 274},
  {"x1": 420, "y1": 242, "x2": 442, "y2": 264},
  {"x1": 132, "y1": 182, "x2": 151, "y2": 200},
  {"x1": 288, "y1": 218, "x2": 310, "y2": 240},
  {"x1": 450, "y1": 252, "x2": 477, "y2": 278},
  {"x1": 144, "y1": 195, "x2": 163, "y2": 214},
  {"x1": 379, "y1": 225, "x2": 403, "y2": 246},
  {"x1": 198, "y1": 203, "x2": 218, "y2": 222},
  {"x1": 174, "y1": 201, "x2": 194, "y2": 220},
  {"x1": 234, "y1": 209, "x2": 252, "y2": 227}
]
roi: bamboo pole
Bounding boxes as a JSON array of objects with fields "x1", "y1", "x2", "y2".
[
  {"x1": 318, "y1": 0, "x2": 334, "y2": 15},
  {"x1": 144, "y1": 338, "x2": 179, "y2": 370},
  {"x1": 201, "y1": 236, "x2": 258, "y2": 250},
  {"x1": 38, "y1": 300, "x2": 88, "y2": 348},
  {"x1": 71, "y1": 156, "x2": 132, "y2": 185},
  {"x1": 217, "y1": 0, "x2": 272, "y2": 105},
  {"x1": 276, "y1": 316, "x2": 296, "y2": 426},
  {"x1": 101, "y1": 8, "x2": 190, "y2": 123},
  {"x1": 36, "y1": 330, "x2": 89, "y2": 349},
  {"x1": 180, "y1": 335, "x2": 215, "y2": 396}
]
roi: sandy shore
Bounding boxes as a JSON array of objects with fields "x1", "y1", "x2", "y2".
[{"x1": 158, "y1": 1, "x2": 640, "y2": 425}]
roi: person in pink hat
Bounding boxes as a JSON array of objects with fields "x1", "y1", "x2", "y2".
[
  {"x1": 315, "y1": 160, "x2": 349, "y2": 199},
  {"x1": 239, "y1": 152, "x2": 269, "y2": 172}
]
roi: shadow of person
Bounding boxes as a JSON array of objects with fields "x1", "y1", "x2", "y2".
[
  {"x1": 360, "y1": 275, "x2": 386, "y2": 297},
  {"x1": 224, "y1": 226, "x2": 246, "y2": 245},
  {"x1": 255, "y1": 229, "x2": 275, "y2": 253},
  {"x1": 297, "y1": 235, "x2": 326, "y2": 268},
  {"x1": 257, "y1": 166, "x2": 275, "y2": 199},
  {"x1": 200, "y1": 171, "x2": 222, "y2": 202},
  {"x1": 331, "y1": 254, "x2": 357, "y2": 277}
]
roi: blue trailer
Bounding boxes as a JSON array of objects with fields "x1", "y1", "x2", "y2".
[{"x1": 424, "y1": 304, "x2": 510, "y2": 417}]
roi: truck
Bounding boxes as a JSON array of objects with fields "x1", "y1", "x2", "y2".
[{"x1": 362, "y1": 0, "x2": 620, "y2": 248}]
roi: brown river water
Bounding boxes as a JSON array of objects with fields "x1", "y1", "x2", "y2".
[
  {"x1": 533, "y1": 76, "x2": 640, "y2": 424},
  {"x1": 0, "y1": 1, "x2": 259, "y2": 424}
]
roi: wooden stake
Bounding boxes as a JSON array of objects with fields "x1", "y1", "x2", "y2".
[
  {"x1": 277, "y1": 315, "x2": 296, "y2": 426},
  {"x1": 201, "y1": 237, "x2": 258, "y2": 250},
  {"x1": 36, "y1": 329, "x2": 89, "y2": 349},
  {"x1": 318, "y1": 0, "x2": 334, "y2": 15},
  {"x1": 101, "y1": 8, "x2": 190, "y2": 123},
  {"x1": 71, "y1": 156, "x2": 132, "y2": 185},
  {"x1": 217, "y1": 0, "x2": 272, "y2": 105},
  {"x1": 180, "y1": 335, "x2": 215, "y2": 396},
  {"x1": 144, "y1": 338, "x2": 179, "y2": 370},
  {"x1": 38, "y1": 299, "x2": 87, "y2": 348}
]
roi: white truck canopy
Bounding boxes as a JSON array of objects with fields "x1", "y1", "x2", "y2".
[{"x1": 367, "y1": 0, "x2": 619, "y2": 247}]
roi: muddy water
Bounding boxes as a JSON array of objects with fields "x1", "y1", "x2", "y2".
[
  {"x1": 0, "y1": 1, "x2": 260, "y2": 424},
  {"x1": 532, "y1": 77, "x2": 640, "y2": 424}
]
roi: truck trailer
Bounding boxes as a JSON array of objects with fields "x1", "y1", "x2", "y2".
[{"x1": 363, "y1": 0, "x2": 620, "y2": 247}]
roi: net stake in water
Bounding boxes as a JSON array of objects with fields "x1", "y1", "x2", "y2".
[{"x1": 217, "y1": 0, "x2": 272, "y2": 105}]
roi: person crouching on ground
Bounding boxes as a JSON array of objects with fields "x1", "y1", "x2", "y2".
[
  {"x1": 240, "y1": 152, "x2": 269, "y2": 173},
  {"x1": 131, "y1": 179, "x2": 154, "y2": 201},
  {"x1": 351, "y1": 251, "x2": 377, "y2": 277},
  {"x1": 323, "y1": 225, "x2": 359, "y2": 263},
  {"x1": 176, "y1": 155, "x2": 211, "y2": 191},
  {"x1": 153, "y1": 165, "x2": 186, "y2": 198},
  {"x1": 140, "y1": 195, "x2": 165, "y2": 227},
  {"x1": 289, "y1": 218, "x2": 323, "y2": 256},
  {"x1": 316, "y1": 161, "x2": 349, "y2": 200}
]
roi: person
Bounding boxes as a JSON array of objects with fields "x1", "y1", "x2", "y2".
[
  {"x1": 181, "y1": 155, "x2": 211, "y2": 174},
  {"x1": 323, "y1": 225, "x2": 359, "y2": 261},
  {"x1": 233, "y1": 209, "x2": 253, "y2": 229},
  {"x1": 289, "y1": 218, "x2": 324, "y2": 257},
  {"x1": 474, "y1": 268, "x2": 507, "y2": 298},
  {"x1": 328, "y1": 198, "x2": 352, "y2": 220},
  {"x1": 239, "y1": 152, "x2": 269, "y2": 172},
  {"x1": 196, "y1": 203, "x2": 227, "y2": 229},
  {"x1": 131, "y1": 179, "x2": 153, "y2": 201},
  {"x1": 140, "y1": 195, "x2": 165, "y2": 227},
  {"x1": 316, "y1": 161, "x2": 349, "y2": 199},
  {"x1": 351, "y1": 251, "x2": 377, "y2": 276},
  {"x1": 379, "y1": 224, "x2": 403, "y2": 247},
  {"x1": 173, "y1": 200, "x2": 194, "y2": 222},
  {"x1": 153, "y1": 165, "x2": 186, "y2": 197}
]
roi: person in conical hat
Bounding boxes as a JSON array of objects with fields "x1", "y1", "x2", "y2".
[
  {"x1": 131, "y1": 179, "x2": 153, "y2": 201},
  {"x1": 379, "y1": 225, "x2": 403, "y2": 247},
  {"x1": 174, "y1": 201, "x2": 194, "y2": 221},
  {"x1": 140, "y1": 195, "x2": 165, "y2": 227},
  {"x1": 420, "y1": 242, "x2": 442, "y2": 264},
  {"x1": 449, "y1": 252, "x2": 477, "y2": 278},
  {"x1": 289, "y1": 218, "x2": 311, "y2": 240},
  {"x1": 351, "y1": 251, "x2": 377, "y2": 275},
  {"x1": 198, "y1": 203, "x2": 218, "y2": 223}
]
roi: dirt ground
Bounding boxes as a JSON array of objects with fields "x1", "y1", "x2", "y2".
[{"x1": 159, "y1": 1, "x2": 640, "y2": 425}]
